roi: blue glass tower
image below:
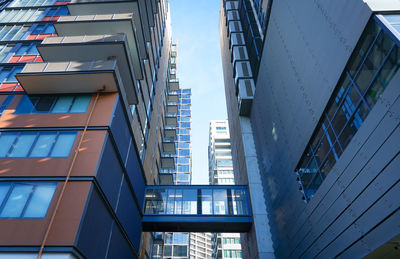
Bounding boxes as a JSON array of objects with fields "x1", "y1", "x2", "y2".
[
  {"x1": 175, "y1": 88, "x2": 192, "y2": 185},
  {"x1": 161, "y1": 89, "x2": 192, "y2": 259}
]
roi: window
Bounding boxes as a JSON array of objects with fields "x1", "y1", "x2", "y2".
[
  {"x1": 296, "y1": 16, "x2": 400, "y2": 201},
  {"x1": 181, "y1": 98, "x2": 191, "y2": 104},
  {"x1": 10, "y1": 0, "x2": 56, "y2": 7},
  {"x1": 178, "y1": 142, "x2": 189, "y2": 149},
  {"x1": 177, "y1": 157, "x2": 189, "y2": 164},
  {"x1": 32, "y1": 24, "x2": 55, "y2": 34},
  {"x1": 178, "y1": 149, "x2": 190, "y2": 156},
  {"x1": 0, "y1": 66, "x2": 23, "y2": 83},
  {"x1": 0, "y1": 25, "x2": 30, "y2": 41},
  {"x1": 179, "y1": 135, "x2": 190, "y2": 141},
  {"x1": 0, "y1": 95, "x2": 14, "y2": 116},
  {"x1": 178, "y1": 116, "x2": 190, "y2": 122},
  {"x1": 0, "y1": 9, "x2": 45, "y2": 23},
  {"x1": 15, "y1": 95, "x2": 91, "y2": 114},
  {"x1": 177, "y1": 165, "x2": 189, "y2": 172},
  {"x1": 180, "y1": 110, "x2": 190, "y2": 115},
  {"x1": 173, "y1": 245, "x2": 187, "y2": 257},
  {"x1": 0, "y1": 44, "x2": 15, "y2": 62},
  {"x1": 217, "y1": 160, "x2": 233, "y2": 167},
  {"x1": 15, "y1": 43, "x2": 39, "y2": 55},
  {"x1": 0, "y1": 182, "x2": 57, "y2": 218},
  {"x1": 0, "y1": 131, "x2": 77, "y2": 158},
  {"x1": 180, "y1": 122, "x2": 191, "y2": 128}
]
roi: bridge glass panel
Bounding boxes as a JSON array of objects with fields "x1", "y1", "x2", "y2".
[{"x1": 144, "y1": 185, "x2": 250, "y2": 216}]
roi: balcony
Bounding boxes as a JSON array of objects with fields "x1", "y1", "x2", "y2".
[
  {"x1": 67, "y1": 0, "x2": 147, "y2": 58},
  {"x1": 164, "y1": 128, "x2": 177, "y2": 141},
  {"x1": 143, "y1": 185, "x2": 252, "y2": 232},
  {"x1": 234, "y1": 60, "x2": 252, "y2": 87},
  {"x1": 228, "y1": 20, "x2": 242, "y2": 38},
  {"x1": 37, "y1": 34, "x2": 138, "y2": 104},
  {"x1": 16, "y1": 60, "x2": 126, "y2": 96},
  {"x1": 237, "y1": 78, "x2": 255, "y2": 116},
  {"x1": 158, "y1": 173, "x2": 174, "y2": 185},
  {"x1": 54, "y1": 13, "x2": 143, "y2": 80},
  {"x1": 162, "y1": 142, "x2": 176, "y2": 155},
  {"x1": 231, "y1": 45, "x2": 248, "y2": 66},
  {"x1": 167, "y1": 94, "x2": 179, "y2": 104},
  {"x1": 166, "y1": 105, "x2": 178, "y2": 115},
  {"x1": 168, "y1": 80, "x2": 179, "y2": 92},
  {"x1": 224, "y1": 1, "x2": 239, "y2": 12},
  {"x1": 165, "y1": 116, "x2": 178, "y2": 127},
  {"x1": 160, "y1": 157, "x2": 175, "y2": 169}
]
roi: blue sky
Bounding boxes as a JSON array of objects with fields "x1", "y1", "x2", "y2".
[{"x1": 169, "y1": 0, "x2": 227, "y2": 184}]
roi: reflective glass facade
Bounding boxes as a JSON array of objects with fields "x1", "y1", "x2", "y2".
[
  {"x1": 296, "y1": 16, "x2": 400, "y2": 201},
  {"x1": 174, "y1": 88, "x2": 192, "y2": 185}
]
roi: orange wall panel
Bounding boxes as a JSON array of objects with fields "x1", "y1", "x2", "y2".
[
  {"x1": 0, "y1": 131, "x2": 107, "y2": 177},
  {"x1": 0, "y1": 181, "x2": 90, "y2": 246},
  {"x1": 0, "y1": 93, "x2": 117, "y2": 129}
]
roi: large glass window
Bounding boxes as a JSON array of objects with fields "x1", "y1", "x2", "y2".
[
  {"x1": 0, "y1": 67, "x2": 24, "y2": 83},
  {"x1": 296, "y1": 16, "x2": 400, "y2": 201},
  {"x1": 0, "y1": 9, "x2": 45, "y2": 23},
  {"x1": 144, "y1": 187, "x2": 249, "y2": 216},
  {"x1": 0, "y1": 25, "x2": 30, "y2": 41},
  {"x1": 15, "y1": 43, "x2": 39, "y2": 55},
  {"x1": 15, "y1": 95, "x2": 91, "y2": 114},
  {"x1": 9, "y1": 0, "x2": 56, "y2": 7},
  {"x1": 0, "y1": 131, "x2": 77, "y2": 158},
  {"x1": 0, "y1": 182, "x2": 57, "y2": 218},
  {"x1": 32, "y1": 24, "x2": 55, "y2": 34}
]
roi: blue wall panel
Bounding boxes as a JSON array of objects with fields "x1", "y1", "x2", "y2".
[
  {"x1": 116, "y1": 178, "x2": 142, "y2": 251},
  {"x1": 96, "y1": 134, "x2": 124, "y2": 210},
  {"x1": 110, "y1": 97, "x2": 131, "y2": 161},
  {"x1": 76, "y1": 186, "x2": 113, "y2": 259},
  {"x1": 107, "y1": 223, "x2": 138, "y2": 259},
  {"x1": 125, "y1": 142, "x2": 146, "y2": 209}
]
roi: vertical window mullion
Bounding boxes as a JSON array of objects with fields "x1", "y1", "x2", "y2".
[
  {"x1": 2, "y1": 25, "x2": 15, "y2": 41},
  {"x1": 6, "y1": 132, "x2": 20, "y2": 158},
  {"x1": 48, "y1": 96, "x2": 57, "y2": 112},
  {"x1": 48, "y1": 131, "x2": 60, "y2": 157},
  {"x1": 359, "y1": 43, "x2": 396, "y2": 110},
  {"x1": 0, "y1": 183, "x2": 14, "y2": 215},
  {"x1": 26, "y1": 132, "x2": 40, "y2": 157},
  {"x1": 353, "y1": 29, "x2": 383, "y2": 79},
  {"x1": 20, "y1": 184, "x2": 35, "y2": 217},
  {"x1": 68, "y1": 96, "x2": 76, "y2": 112}
]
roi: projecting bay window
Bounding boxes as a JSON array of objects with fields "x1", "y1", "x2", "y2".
[
  {"x1": 296, "y1": 15, "x2": 400, "y2": 201},
  {"x1": 0, "y1": 131, "x2": 77, "y2": 158},
  {"x1": 0, "y1": 182, "x2": 57, "y2": 218}
]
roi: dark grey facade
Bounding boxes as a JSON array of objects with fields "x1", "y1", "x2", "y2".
[{"x1": 220, "y1": 0, "x2": 400, "y2": 258}]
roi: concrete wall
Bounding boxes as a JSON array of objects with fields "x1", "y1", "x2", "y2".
[{"x1": 250, "y1": 0, "x2": 400, "y2": 257}]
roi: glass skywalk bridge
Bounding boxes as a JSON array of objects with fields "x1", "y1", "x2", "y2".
[{"x1": 142, "y1": 185, "x2": 252, "y2": 232}]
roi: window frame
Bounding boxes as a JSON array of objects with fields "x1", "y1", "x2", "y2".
[{"x1": 0, "y1": 181, "x2": 57, "y2": 219}]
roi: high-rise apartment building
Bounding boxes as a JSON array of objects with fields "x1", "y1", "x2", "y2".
[
  {"x1": 208, "y1": 120, "x2": 242, "y2": 259},
  {"x1": 189, "y1": 233, "x2": 213, "y2": 259},
  {"x1": 209, "y1": 120, "x2": 234, "y2": 186},
  {"x1": 159, "y1": 85, "x2": 192, "y2": 258},
  {"x1": 0, "y1": 0, "x2": 176, "y2": 258},
  {"x1": 220, "y1": 0, "x2": 400, "y2": 258}
]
